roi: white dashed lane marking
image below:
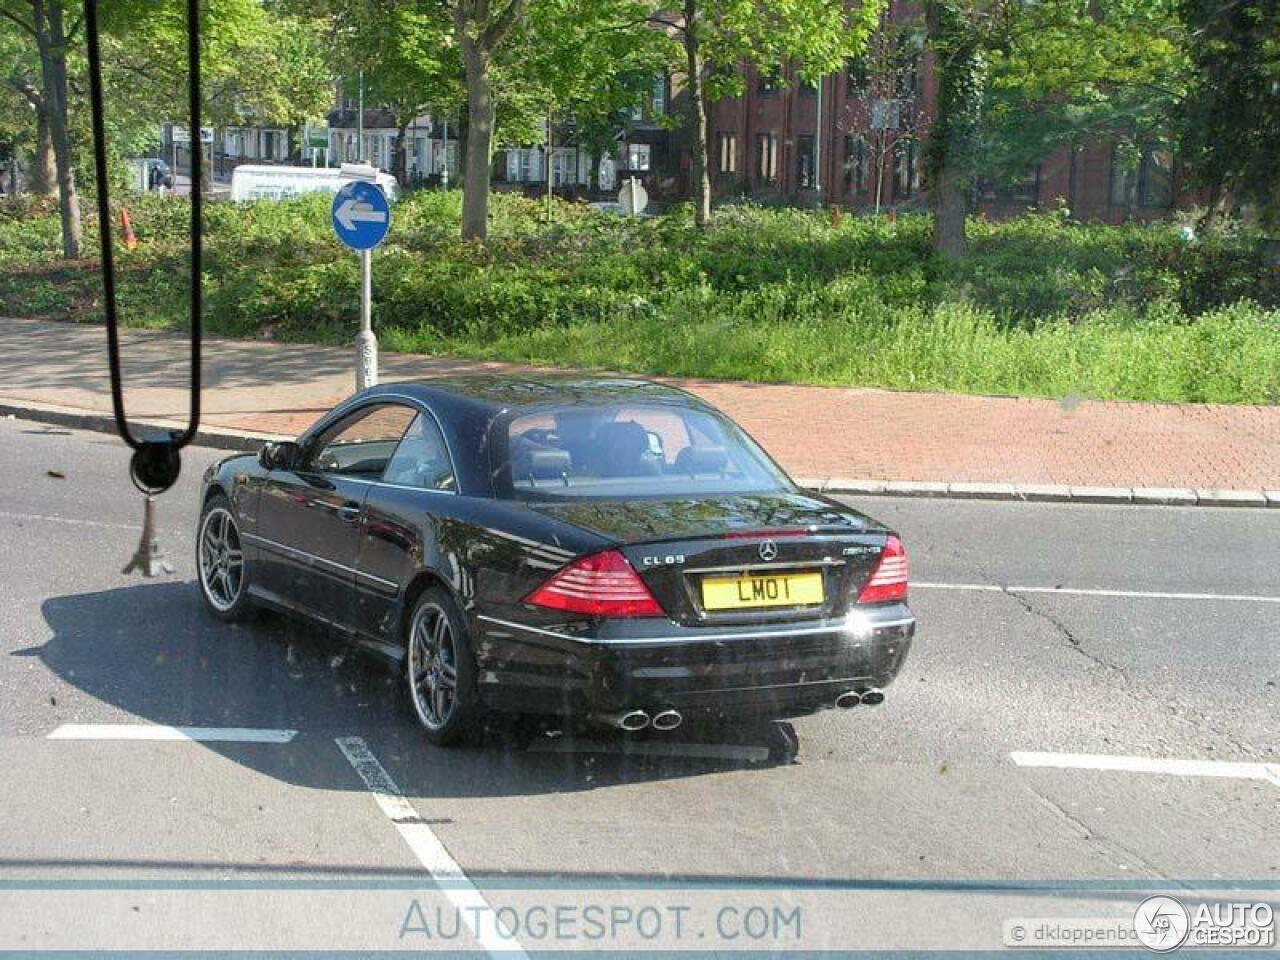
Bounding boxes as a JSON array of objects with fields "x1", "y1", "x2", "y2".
[
  {"x1": 47, "y1": 724, "x2": 297, "y2": 743},
  {"x1": 915, "y1": 582, "x2": 1280, "y2": 604},
  {"x1": 335, "y1": 736, "x2": 528, "y2": 959},
  {"x1": 1012, "y1": 751, "x2": 1280, "y2": 787}
]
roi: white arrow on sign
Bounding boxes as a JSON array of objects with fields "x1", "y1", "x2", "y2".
[{"x1": 334, "y1": 197, "x2": 388, "y2": 232}]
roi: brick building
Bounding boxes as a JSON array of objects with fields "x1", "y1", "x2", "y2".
[{"x1": 690, "y1": 0, "x2": 1192, "y2": 223}]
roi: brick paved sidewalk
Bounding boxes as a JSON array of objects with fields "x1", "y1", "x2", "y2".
[{"x1": 2, "y1": 317, "x2": 1278, "y2": 497}]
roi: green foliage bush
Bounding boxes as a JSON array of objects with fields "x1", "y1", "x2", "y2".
[{"x1": 2, "y1": 190, "x2": 1277, "y2": 403}]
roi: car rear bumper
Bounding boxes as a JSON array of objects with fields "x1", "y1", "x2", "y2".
[{"x1": 472, "y1": 603, "x2": 914, "y2": 719}]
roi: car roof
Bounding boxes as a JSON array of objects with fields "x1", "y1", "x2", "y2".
[{"x1": 367, "y1": 374, "x2": 710, "y2": 415}]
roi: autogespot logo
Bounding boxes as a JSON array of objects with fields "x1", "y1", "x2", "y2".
[{"x1": 1134, "y1": 896, "x2": 1191, "y2": 952}]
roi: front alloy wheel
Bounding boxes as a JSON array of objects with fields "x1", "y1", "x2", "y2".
[
  {"x1": 405, "y1": 588, "x2": 481, "y2": 746},
  {"x1": 197, "y1": 496, "x2": 251, "y2": 621}
]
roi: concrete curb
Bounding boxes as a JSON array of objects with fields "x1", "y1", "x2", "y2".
[
  {"x1": 795, "y1": 477, "x2": 1280, "y2": 509},
  {"x1": 0, "y1": 399, "x2": 288, "y2": 453},
  {"x1": 4, "y1": 401, "x2": 1276, "y2": 509}
]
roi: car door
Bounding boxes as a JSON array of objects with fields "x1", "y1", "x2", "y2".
[
  {"x1": 356, "y1": 410, "x2": 459, "y2": 642},
  {"x1": 254, "y1": 402, "x2": 418, "y2": 629}
]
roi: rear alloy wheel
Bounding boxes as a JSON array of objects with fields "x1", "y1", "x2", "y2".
[
  {"x1": 196, "y1": 495, "x2": 253, "y2": 621},
  {"x1": 405, "y1": 588, "x2": 482, "y2": 746}
]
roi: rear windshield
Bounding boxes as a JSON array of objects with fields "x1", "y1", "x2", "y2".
[{"x1": 496, "y1": 403, "x2": 792, "y2": 500}]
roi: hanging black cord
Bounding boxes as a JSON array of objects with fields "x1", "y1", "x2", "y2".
[{"x1": 84, "y1": 0, "x2": 201, "y2": 492}]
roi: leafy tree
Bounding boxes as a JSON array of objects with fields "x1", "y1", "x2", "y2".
[
  {"x1": 925, "y1": 0, "x2": 989, "y2": 259},
  {"x1": 653, "y1": 0, "x2": 886, "y2": 227},
  {"x1": 1179, "y1": 0, "x2": 1280, "y2": 228},
  {"x1": 985, "y1": 0, "x2": 1187, "y2": 220},
  {"x1": 509, "y1": 0, "x2": 667, "y2": 196},
  {"x1": 831, "y1": 14, "x2": 927, "y2": 217},
  {"x1": 106, "y1": 0, "x2": 333, "y2": 183},
  {"x1": 1, "y1": 0, "x2": 83, "y2": 255},
  {"x1": 447, "y1": 0, "x2": 528, "y2": 239},
  {"x1": 573, "y1": 69, "x2": 658, "y2": 192},
  {"x1": 313, "y1": 0, "x2": 459, "y2": 185},
  {"x1": 924, "y1": 0, "x2": 1189, "y2": 257}
]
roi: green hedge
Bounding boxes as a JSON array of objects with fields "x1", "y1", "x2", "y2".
[{"x1": 0, "y1": 190, "x2": 1277, "y2": 403}]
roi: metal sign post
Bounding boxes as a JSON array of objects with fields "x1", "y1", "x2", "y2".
[
  {"x1": 331, "y1": 176, "x2": 391, "y2": 392},
  {"x1": 358, "y1": 248, "x2": 375, "y2": 389}
]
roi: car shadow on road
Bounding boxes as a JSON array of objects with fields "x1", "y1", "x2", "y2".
[{"x1": 23, "y1": 582, "x2": 801, "y2": 799}]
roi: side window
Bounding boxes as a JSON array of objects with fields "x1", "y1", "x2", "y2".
[
  {"x1": 306, "y1": 404, "x2": 416, "y2": 478},
  {"x1": 382, "y1": 412, "x2": 456, "y2": 492}
]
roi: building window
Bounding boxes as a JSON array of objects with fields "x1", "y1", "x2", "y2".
[
  {"x1": 870, "y1": 97, "x2": 902, "y2": 132},
  {"x1": 716, "y1": 132, "x2": 737, "y2": 175},
  {"x1": 844, "y1": 135, "x2": 866, "y2": 194},
  {"x1": 1139, "y1": 146, "x2": 1174, "y2": 208},
  {"x1": 1109, "y1": 143, "x2": 1174, "y2": 208},
  {"x1": 506, "y1": 148, "x2": 539, "y2": 182},
  {"x1": 797, "y1": 135, "x2": 816, "y2": 189},
  {"x1": 979, "y1": 167, "x2": 1041, "y2": 204},
  {"x1": 625, "y1": 142, "x2": 651, "y2": 171},
  {"x1": 1109, "y1": 147, "x2": 1135, "y2": 206},
  {"x1": 757, "y1": 65, "x2": 783, "y2": 95},
  {"x1": 757, "y1": 133, "x2": 779, "y2": 184},
  {"x1": 651, "y1": 75, "x2": 667, "y2": 116},
  {"x1": 895, "y1": 33, "x2": 923, "y2": 101},
  {"x1": 846, "y1": 56, "x2": 869, "y2": 96},
  {"x1": 892, "y1": 139, "x2": 918, "y2": 199},
  {"x1": 799, "y1": 73, "x2": 817, "y2": 97}
]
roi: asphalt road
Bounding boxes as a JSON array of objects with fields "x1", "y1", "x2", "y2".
[{"x1": 1, "y1": 417, "x2": 1276, "y2": 951}]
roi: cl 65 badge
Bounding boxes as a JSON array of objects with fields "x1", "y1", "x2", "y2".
[{"x1": 641, "y1": 553, "x2": 685, "y2": 567}]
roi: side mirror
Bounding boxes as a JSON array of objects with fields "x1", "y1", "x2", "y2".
[{"x1": 259, "y1": 440, "x2": 299, "y2": 471}]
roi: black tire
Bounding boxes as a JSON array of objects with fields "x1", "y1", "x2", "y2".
[
  {"x1": 196, "y1": 493, "x2": 254, "y2": 622},
  {"x1": 404, "y1": 586, "x2": 484, "y2": 747}
]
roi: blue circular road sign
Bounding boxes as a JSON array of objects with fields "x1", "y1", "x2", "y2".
[{"x1": 331, "y1": 180, "x2": 391, "y2": 251}]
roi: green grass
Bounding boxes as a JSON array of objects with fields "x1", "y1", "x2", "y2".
[{"x1": 2, "y1": 189, "x2": 1277, "y2": 403}]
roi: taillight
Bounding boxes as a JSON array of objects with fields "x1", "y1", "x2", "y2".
[
  {"x1": 857, "y1": 535, "x2": 908, "y2": 604},
  {"x1": 524, "y1": 549, "x2": 666, "y2": 618}
]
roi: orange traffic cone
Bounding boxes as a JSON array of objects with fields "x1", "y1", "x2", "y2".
[{"x1": 121, "y1": 207, "x2": 138, "y2": 251}]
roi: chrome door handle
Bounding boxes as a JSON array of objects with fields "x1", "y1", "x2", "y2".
[{"x1": 336, "y1": 506, "x2": 361, "y2": 523}]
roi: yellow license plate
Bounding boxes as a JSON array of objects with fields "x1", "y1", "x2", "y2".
[{"x1": 700, "y1": 571, "x2": 825, "y2": 611}]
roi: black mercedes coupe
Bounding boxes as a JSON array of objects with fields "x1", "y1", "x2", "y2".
[{"x1": 197, "y1": 376, "x2": 915, "y2": 745}]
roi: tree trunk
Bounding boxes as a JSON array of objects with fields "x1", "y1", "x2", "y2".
[
  {"x1": 924, "y1": 0, "x2": 984, "y2": 261},
  {"x1": 589, "y1": 151, "x2": 604, "y2": 193},
  {"x1": 683, "y1": 0, "x2": 711, "y2": 227},
  {"x1": 459, "y1": 39, "x2": 494, "y2": 240},
  {"x1": 393, "y1": 117, "x2": 410, "y2": 187},
  {"x1": 35, "y1": 0, "x2": 81, "y2": 259},
  {"x1": 931, "y1": 162, "x2": 967, "y2": 259},
  {"x1": 1199, "y1": 176, "x2": 1223, "y2": 233},
  {"x1": 33, "y1": 110, "x2": 56, "y2": 196}
]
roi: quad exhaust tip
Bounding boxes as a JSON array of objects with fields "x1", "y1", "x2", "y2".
[
  {"x1": 618, "y1": 709, "x2": 651, "y2": 732},
  {"x1": 835, "y1": 688, "x2": 886, "y2": 709},
  {"x1": 601, "y1": 708, "x2": 683, "y2": 732},
  {"x1": 651, "y1": 709, "x2": 684, "y2": 732}
]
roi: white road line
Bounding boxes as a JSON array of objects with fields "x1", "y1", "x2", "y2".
[
  {"x1": 527, "y1": 738, "x2": 772, "y2": 763},
  {"x1": 1011, "y1": 751, "x2": 1280, "y2": 787},
  {"x1": 914, "y1": 581, "x2": 1280, "y2": 604},
  {"x1": 47, "y1": 724, "x2": 297, "y2": 743},
  {"x1": 335, "y1": 736, "x2": 528, "y2": 960},
  {"x1": 0, "y1": 509, "x2": 143, "y2": 532}
]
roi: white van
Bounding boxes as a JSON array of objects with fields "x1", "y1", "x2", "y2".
[{"x1": 230, "y1": 163, "x2": 399, "y2": 203}]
